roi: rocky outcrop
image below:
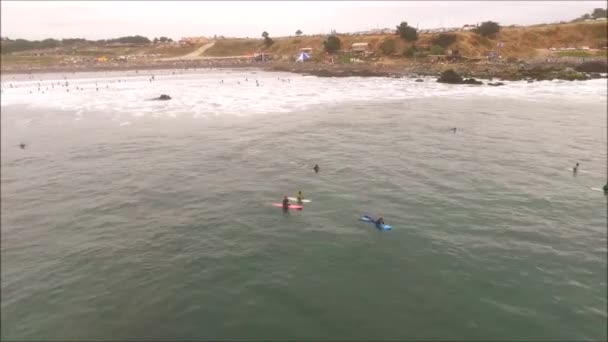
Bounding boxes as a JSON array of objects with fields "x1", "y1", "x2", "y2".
[
  {"x1": 575, "y1": 61, "x2": 608, "y2": 73},
  {"x1": 519, "y1": 65, "x2": 589, "y2": 81},
  {"x1": 437, "y1": 69, "x2": 462, "y2": 83},
  {"x1": 437, "y1": 69, "x2": 483, "y2": 84}
]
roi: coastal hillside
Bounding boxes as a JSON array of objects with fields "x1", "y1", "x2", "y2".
[
  {"x1": 0, "y1": 21, "x2": 606, "y2": 71},
  {"x1": 204, "y1": 21, "x2": 607, "y2": 60}
]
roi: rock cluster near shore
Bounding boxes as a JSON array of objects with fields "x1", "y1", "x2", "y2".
[
  {"x1": 3, "y1": 59, "x2": 606, "y2": 84},
  {"x1": 437, "y1": 69, "x2": 483, "y2": 85}
]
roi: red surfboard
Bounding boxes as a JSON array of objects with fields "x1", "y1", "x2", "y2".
[{"x1": 272, "y1": 203, "x2": 303, "y2": 210}]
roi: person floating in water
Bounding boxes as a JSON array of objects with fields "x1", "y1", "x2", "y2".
[
  {"x1": 375, "y1": 217, "x2": 385, "y2": 226},
  {"x1": 449, "y1": 127, "x2": 457, "y2": 133},
  {"x1": 282, "y1": 195, "x2": 290, "y2": 211},
  {"x1": 313, "y1": 164, "x2": 320, "y2": 174},
  {"x1": 573, "y1": 162, "x2": 579, "y2": 174},
  {"x1": 296, "y1": 191, "x2": 304, "y2": 204},
  {"x1": 603, "y1": 183, "x2": 608, "y2": 194},
  {"x1": 19, "y1": 143, "x2": 26, "y2": 149}
]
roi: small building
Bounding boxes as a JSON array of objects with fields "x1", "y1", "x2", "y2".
[{"x1": 351, "y1": 42, "x2": 370, "y2": 52}]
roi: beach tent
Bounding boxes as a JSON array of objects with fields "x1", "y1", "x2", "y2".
[{"x1": 295, "y1": 52, "x2": 311, "y2": 62}]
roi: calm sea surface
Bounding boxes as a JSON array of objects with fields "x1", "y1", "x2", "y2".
[{"x1": 1, "y1": 70, "x2": 607, "y2": 341}]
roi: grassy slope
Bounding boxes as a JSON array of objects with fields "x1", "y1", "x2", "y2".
[
  {"x1": 1, "y1": 43, "x2": 203, "y2": 67},
  {"x1": 1, "y1": 22, "x2": 606, "y2": 68},
  {"x1": 202, "y1": 22, "x2": 608, "y2": 60}
]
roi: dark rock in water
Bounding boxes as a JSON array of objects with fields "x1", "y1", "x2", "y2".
[
  {"x1": 462, "y1": 78, "x2": 483, "y2": 85},
  {"x1": 575, "y1": 61, "x2": 608, "y2": 73},
  {"x1": 152, "y1": 94, "x2": 171, "y2": 101},
  {"x1": 438, "y1": 69, "x2": 482, "y2": 85},
  {"x1": 488, "y1": 82, "x2": 505, "y2": 86},
  {"x1": 415, "y1": 79, "x2": 424, "y2": 82},
  {"x1": 437, "y1": 69, "x2": 463, "y2": 84}
]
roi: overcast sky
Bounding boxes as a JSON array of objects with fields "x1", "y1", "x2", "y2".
[{"x1": 1, "y1": 1, "x2": 605, "y2": 40}]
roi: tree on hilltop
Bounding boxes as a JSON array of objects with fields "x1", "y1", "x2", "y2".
[
  {"x1": 396, "y1": 22, "x2": 418, "y2": 41},
  {"x1": 262, "y1": 31, "x2": 273, "y2": 46},
  {"x1": 475, "y1": 21, "x2": 500, "y2": 37},
  {"x1": 592, "y1": 8, "x2": 607, "y2": 18},
  {"x1": 296, "y1": 29, "x2": 303, "y2": 36}
]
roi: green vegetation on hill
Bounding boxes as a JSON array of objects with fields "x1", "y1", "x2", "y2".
[
  {"x1": 1, "y1": 35, "x2": 152, "y2": 54},
  {"x1": 203, "y1": 39, "x2": 261, "y2": 57}
]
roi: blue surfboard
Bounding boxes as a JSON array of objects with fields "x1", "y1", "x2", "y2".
[{"x1": 360, "y1": 214, "x2": 392, "y2": 231}]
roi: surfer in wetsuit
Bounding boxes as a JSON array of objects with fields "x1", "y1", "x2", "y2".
[
  {"x1": 296, "y1": 191, "x2": 304, "y2": 204},
  {"x1": 573, "y1": 162, "x2": 579, "y2": 174},
  {"x1": 603, "y1": 183, "x2": 608, "y2": 194},
  {"x1": 19, "y1": 143, "x2": 26, "y2": 149},
  {"x1": 282, "y1": 196, "x2": 290, "y2": 211},
  {"x1": 375, "y1": 217, "x2": 385, "y2": 226},
  {"x1": 313, "y1": 164, "x2": 320, "y2": 174}
]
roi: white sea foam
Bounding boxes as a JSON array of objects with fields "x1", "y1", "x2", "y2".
[{"x1": 1, "y1": 69, "x2": 606, "y2": 119}]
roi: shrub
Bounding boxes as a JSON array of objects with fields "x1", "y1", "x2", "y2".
[
  {"x1": 434, "y1": 34, "x2": 457, "y2": 48},
  {"x1": 429, "y1": 45, "x2": 445, "y2": 55},
  {"x1": 323, "y1": 35, "x2": 341, "y2": 53},
  {"x1": 396, "y1": 22, "x2": 418, "y2": 42},
  {"x1": 380, "y1": 38, "x2": 397, "y2": 55},
  {"x1": 403, "y1": 46, "x2": 417, "y2": 57},
  {"x1": 475, "y1": 21, "x2": 501, "y2": 37},
  {"x1": 340, "y1": 53, "x2": 353, "y2": 63}
]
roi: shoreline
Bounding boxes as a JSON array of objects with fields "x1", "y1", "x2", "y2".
[{"x1": 1, "y1": 59, "x2": 606, "y2": 82}]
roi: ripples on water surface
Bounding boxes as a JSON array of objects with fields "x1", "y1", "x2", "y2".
[{"x1": 1, "y1": 70, "x2": 607, "y2": 340}]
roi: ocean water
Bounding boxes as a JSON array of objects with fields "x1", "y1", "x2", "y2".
[{"x1": 1, "y1": 70, "x2": 607, "y2": 341}]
